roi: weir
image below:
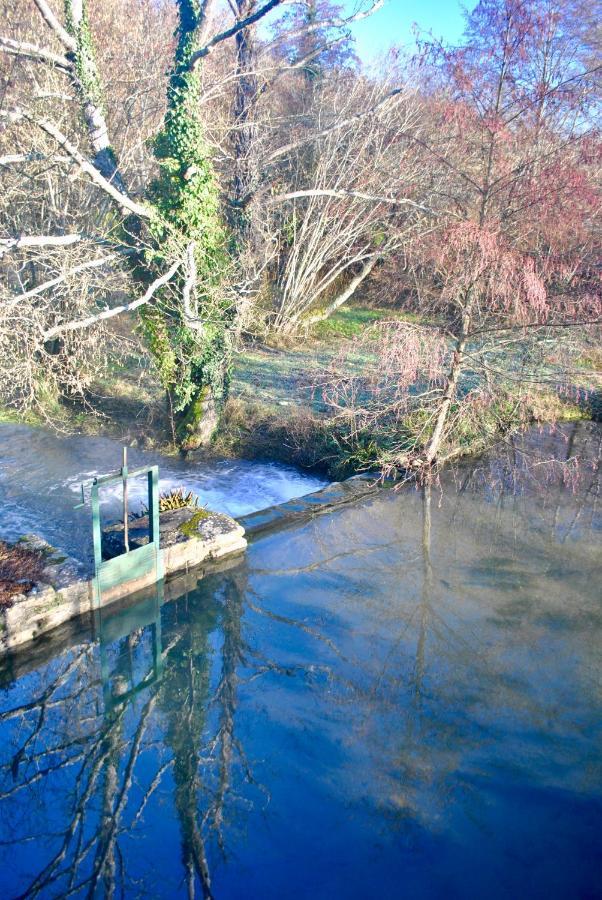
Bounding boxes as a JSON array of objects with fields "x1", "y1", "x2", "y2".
[
  {"x1": 0, "y1": 442, "x2": 383, "y2": 656},
  {"x1": 0, "y1": 451, "x2": 247, "y2": 652}
]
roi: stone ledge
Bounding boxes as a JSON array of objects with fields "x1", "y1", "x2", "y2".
[
  {"x1": 103, "y1": 507, "x2": 244, "y2": 556},
  {"x1": 0, "y1": 508, "x2": 246, "y2": 653}
]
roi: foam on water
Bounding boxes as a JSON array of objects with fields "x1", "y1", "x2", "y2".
[{"x1": 0, "y1": 424, "x2": 325, "y2": 564}]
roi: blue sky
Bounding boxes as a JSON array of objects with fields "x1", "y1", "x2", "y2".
[{"x1": 347, "y1": 0, "x2": 476, "y2": 62}]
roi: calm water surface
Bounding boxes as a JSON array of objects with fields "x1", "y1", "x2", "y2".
[{"x1": 0, "y1": 424, "x2": 600, "y2": 898}]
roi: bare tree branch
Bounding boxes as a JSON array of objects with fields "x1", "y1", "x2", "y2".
[
  {"x1": 268, "y1": 188, "x2": 431, "y2": 212},
  {"x1": 262, "y1": 0, "x2": 385, "y2": 52},
  {"x1": 0, "y1": 234, "x2": 83, "y2": 257},
  {"x1": 0, "y1": 151, "x2": 69, "y2": 166},
  {"x1": 188, "y1": 0, "x2": 287, "y2": 68},
  {"x1": 0, "y1": 35, "x2": 71, "y2": 70},
  {"x1": 304, "y1": 256, "x2": 379, "y2": 326},
  {"x1": 0, "y1": 110, "x2": 150, "y2": 218},
  {"x1": 265, "y1": 87, "x2": 404, "y2": 165},
  {"x1": 32, "y1": 0, "x2": 77, "y2": 52},
  {"x1": 41, "y1": 258, "x2": 182, "y2": 340},
  {"x1": 182, "y1": 242, "x2": 205, "y2": 334},
  {"x1": 3, "y1": 255, "x2": 115, "y2": 308}
]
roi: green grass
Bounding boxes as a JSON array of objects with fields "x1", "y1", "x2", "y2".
[
  {"x1": 310, "y1": 305, "x2": 420, "y2": 340},
  {"x1": 232, "y1": 305, "x2": 395, "y2": 413},
  {"x1": 0, "y1": 406, "x2": 23, "y2": 425},
  {"x1": 575, "y1": 348, "x2": 602, "y2": 373},
  {"x1": 0, "y1": 403, "x2": 57, "y2": 428}
]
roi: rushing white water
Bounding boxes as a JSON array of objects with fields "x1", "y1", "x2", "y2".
[{"x1": 0, "y1": 424, "x2": 325, "y2": 565}]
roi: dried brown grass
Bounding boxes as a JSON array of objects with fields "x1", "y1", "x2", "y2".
[{"x1": 0, "y1": 541, "x2": 46, "y2": 607}]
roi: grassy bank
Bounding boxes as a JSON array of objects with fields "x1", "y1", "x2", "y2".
[
  {"x1": 2, "y1": 305, "x2": 600, "y2": 477},
  {"x1": 213, "y1": 384, "x2": 595, "y2": 479},
  {"x1": 219, "y1": 312, "x2": 601, "y2": 477}
]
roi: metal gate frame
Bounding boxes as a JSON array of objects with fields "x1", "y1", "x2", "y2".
[{"x1": 91, "y1": 464, "x2": 163, "y2": 606}]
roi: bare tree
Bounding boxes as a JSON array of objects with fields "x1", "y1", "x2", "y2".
[
  {"x1": 317, "y1": 1, "x2": 601, "y2": 472},
  {"x1": 0, "y1": 0, "x2": 391, "y2": 443},
  {"x1": 263, "y1": 76, "x2": 428, "y2": 332}
]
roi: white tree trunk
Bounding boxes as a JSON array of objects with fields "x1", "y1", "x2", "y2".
[
  {"x1": 424, "y1": 332, "x2": 467, "y2": 464},
  {"x1": 302, "y1": 256, "x2": 378, "y2": 327}
]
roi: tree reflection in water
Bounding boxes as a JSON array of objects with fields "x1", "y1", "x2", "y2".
[
  {"x1": 0, "y1": 423, "x2": 600, "y2": 899},
  {"x1": 0, "y1": 561, "x2": 360, "y2": 898},
  {"x1": 0, "y1": 567, "x2": 254, "y2": 898}
]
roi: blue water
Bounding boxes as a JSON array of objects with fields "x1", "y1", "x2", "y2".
[{"x1": 0, "y1": 423, "x2": 600, "y2": 898}]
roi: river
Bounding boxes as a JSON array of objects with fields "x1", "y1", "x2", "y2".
[
  {"x1": 0, "y1": 422, "x2": 600, "y2": 898},
  {"x1": 0, "y1": 424, "x2": 326, "y2": 567}
]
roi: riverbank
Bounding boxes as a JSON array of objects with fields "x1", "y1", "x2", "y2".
[{"x1": 1, "y1": 305, "x2": 600, "y2": 478}]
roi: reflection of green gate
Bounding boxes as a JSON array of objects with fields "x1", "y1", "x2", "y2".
[
  {"x1": 91, "y1": 464, "x2": 163, "y2": 606},
  {"x1": 98, "y1": 580, "x2": 164, "y2": 712}
]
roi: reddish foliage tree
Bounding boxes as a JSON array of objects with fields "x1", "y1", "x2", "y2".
[
  {"x1": 403, "y1": 0, "x2": 600, "y2": 463},
  {"x1": 318, "y1": 0, "x2": 600, "y2": 471}
]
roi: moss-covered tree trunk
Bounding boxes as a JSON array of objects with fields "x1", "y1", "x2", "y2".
[
  {"x1": 142, "y1": 0, "x2": 233, "y2": 451},
  {"x1": 62, "y1": 0, "x2": 233, "y2": 451}
]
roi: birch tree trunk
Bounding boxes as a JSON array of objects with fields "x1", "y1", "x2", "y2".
[{"x1": 64, "y1": 0, "x2": 126, "y2": 190}]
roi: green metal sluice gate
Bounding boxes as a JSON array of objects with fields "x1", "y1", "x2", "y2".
[
  {"x1": 75, "y1": 448, "x2": 164, "y2": 607},
  {"x1": 75, "y1": 449, "x2": 165, "y2": 709}
]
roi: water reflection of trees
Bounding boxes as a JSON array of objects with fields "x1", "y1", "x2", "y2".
[
  {"x1": 0, "y1": 552, "x2": 367, "y2": 898},
  {"x1": 1, "y1": 425, "x2": 600, "y2": 895},
  {"x1": 452, "y1": 422, "x2": 601, "y2": 541},
  {"x1": 378, "y1": 427, "x2": 601, "y2": 827},
  {"x1": 277, "y1": 427, "x2": 602, "y2": 830},
  {"x1": 0, "y1": 567, "x2": 257, "y2": 898}
]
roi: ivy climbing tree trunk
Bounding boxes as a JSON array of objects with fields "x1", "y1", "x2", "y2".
[
  {"x1": 141, "y1": 0, "x2": 234, "y2": 451},
  {"x1": 63, "y1": 0, "x2": 125, "y2": 190},
  {"x1": 57, "y1": 0, "x2": 236, "y2": 451}
]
